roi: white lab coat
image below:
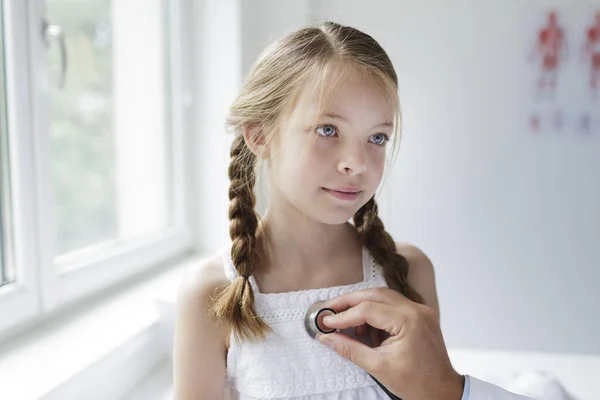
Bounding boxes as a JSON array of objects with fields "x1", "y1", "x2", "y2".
[{"x1": 469, "y1": 376, "x2": 536, "y2": 400}]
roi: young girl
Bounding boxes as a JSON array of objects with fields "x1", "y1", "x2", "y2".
[{"x1": 173, "y1": 21, "x2": 440, "y2": 400}]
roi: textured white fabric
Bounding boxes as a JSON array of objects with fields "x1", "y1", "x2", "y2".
[
  {"x1": 221, "y1": 246, "x2": 393, "y2": 400},
  {"x1": 469, "y1": 376, "x2": 536, "y2": 400}
]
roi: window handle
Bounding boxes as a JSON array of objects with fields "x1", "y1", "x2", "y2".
[{"x1": 42, "y1": 19, "x2": 68, "y2": 89}]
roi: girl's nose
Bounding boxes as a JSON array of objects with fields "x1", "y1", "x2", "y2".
[{"x1": 337, "y1": 144, "x2": 368, "y2": 175}]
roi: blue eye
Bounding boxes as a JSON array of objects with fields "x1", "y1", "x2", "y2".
[
  {"x1": 315, "y1": 125, "x2": 338, "y2": 137},
  {"x1": 370, "y1": 133, "x2": 390, "y2": 146}
]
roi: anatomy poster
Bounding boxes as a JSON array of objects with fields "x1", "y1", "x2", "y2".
[{"x1": 524, "y1": 7, "x2": 600, "y2": 137}]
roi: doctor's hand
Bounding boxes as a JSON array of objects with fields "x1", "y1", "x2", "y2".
[{"x1": 317, "y1": 287, "x2": 465, "y2": 400}]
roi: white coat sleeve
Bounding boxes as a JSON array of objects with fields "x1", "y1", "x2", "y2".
[{"x1": 463, "y1": 375, "x2": 536, "y2": 400}]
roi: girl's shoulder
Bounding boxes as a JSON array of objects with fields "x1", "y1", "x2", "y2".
[
  {"x1": 394, "y1": 242, "x2": 439, "y2": 312},
  {"x1": 175, "y1": 250, "x2": 232, "y2": 345},
  {"x1": 179, "y1": 250, "x2": 230, "y2": 298},
  {"x1": 395, "y1": 242, "x2": 433, "y2": 271}
]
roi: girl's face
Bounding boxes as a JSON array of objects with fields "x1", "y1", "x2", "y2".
[{"x1": 267, "y1": 69, "x2": 396, "y2": 225}]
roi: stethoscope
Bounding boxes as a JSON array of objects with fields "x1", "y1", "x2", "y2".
[{"x1": 304, "y1": 301, "x2": 402, "y2": 400}]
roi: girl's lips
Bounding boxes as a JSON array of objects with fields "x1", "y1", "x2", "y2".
[
  {"x1": 329, "y1": 186, "x2": 361, "y2": 192},
  {"x1": 323, "y1": 188, "x2": 361, "y2": 201}
]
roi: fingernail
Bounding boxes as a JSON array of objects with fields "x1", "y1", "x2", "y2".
[{"x1": 323, "y1": 315, "x2": 333, "y2": 324}]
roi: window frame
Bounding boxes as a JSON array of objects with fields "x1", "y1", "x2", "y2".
[
  {"x1": 0, "y1": 0, "x2": 10, "y2": 287},
  {"x1": 0, "y1": 0, "x2": 195, "y2": 337},
  {"x1": 0, "y1": 0, "x2": 43, "y2": 337}
]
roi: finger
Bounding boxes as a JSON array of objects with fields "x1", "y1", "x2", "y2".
[
  {"x1": 323, "y1": 300, "x2": 401, "y2": 334},
  {"x1": 318, "y1": 332, "x2": 384, "y2": 373},
  {"x1": 323, "y1": 287, "x2": 406, "y2": 313}
]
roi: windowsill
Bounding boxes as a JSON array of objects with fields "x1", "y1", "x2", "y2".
[{"x1": 0, "y1": 252, "x2": 203, "y2": 400}]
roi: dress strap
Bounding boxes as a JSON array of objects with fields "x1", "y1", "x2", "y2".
[
  {"x1": 220, "y1": 245, "x2": 238, "y2": 282},
  {"x1": 220, "y1": 245, "x2": 261, "y2": 293},
  {"x1": 361, "y1": 246, "x2": 374, "y2": 282}
]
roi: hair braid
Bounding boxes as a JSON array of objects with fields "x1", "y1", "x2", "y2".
[
  {"x1": 353, "y1": 197, "x2": 425, "y2": 304},
  {"x1": 209, "y1": 135, "x2": 271, "y2": 342}
]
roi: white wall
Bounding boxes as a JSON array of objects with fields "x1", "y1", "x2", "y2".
[
  {"x1": 241, "y1": 1, "x2": 311, "y2": 79},
  {"x1": 240, "y1": 0, "x2": 600, "y2": 355}
]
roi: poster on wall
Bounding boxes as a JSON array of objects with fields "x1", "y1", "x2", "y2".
[
  {"x1": 580, "y1": 11, "x2": 600, "y2": 134},
  {"x1": 524, "y1": 7, "x2": 600, "y2": 137}
]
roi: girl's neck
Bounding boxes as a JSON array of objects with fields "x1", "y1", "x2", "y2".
[{"x1": 258, "y1": 207, "x2": 362, "y2": 275}]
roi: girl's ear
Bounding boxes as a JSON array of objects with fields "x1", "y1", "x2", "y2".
[{"x1": 242, "y1": 123, "x2": 270, "y2": 159}]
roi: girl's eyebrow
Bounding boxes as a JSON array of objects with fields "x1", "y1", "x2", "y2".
[{"x1": 320, "y1": 112, "x2": 393, "y2": 129}]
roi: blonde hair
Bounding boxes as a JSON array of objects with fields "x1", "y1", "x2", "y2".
[{"x1": 209, "y1": 21, "x2": 424, "y2": 342}]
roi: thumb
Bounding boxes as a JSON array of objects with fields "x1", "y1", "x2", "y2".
[{"x1": 318, "y1": 333, "x2": 382, "y2": 373}]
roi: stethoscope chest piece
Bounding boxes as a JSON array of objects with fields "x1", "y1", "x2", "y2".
[{"x1": 303, "y1": 301, "x2": 338, "y2": 339}]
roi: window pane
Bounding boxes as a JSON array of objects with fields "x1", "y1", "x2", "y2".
[
  {"x1": 46, "y1": 0, "x2": 174, "y2": 259},
  {"x1": 0, "y1": 1, "x2": 14, "y2": 286}
]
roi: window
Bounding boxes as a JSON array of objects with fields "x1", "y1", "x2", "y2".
[
  {"x1": 46, "y1": 0, "x2": 175, "y2": 258},
  {"x1": 0, "y1": 0, "x2": 193, "y2": 336}
]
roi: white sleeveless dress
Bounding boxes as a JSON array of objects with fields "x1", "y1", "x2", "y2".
[{"x1": 221, "y1": 246, "x2": 394, "y2": 400}]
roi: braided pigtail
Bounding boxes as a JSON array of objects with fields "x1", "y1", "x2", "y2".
[
  {"x1": 209, "y1": 135, "x2": 271, "y2": 342},
  {"x1": 353, "y1": 197, "x2": 425, "y2": 304}
]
